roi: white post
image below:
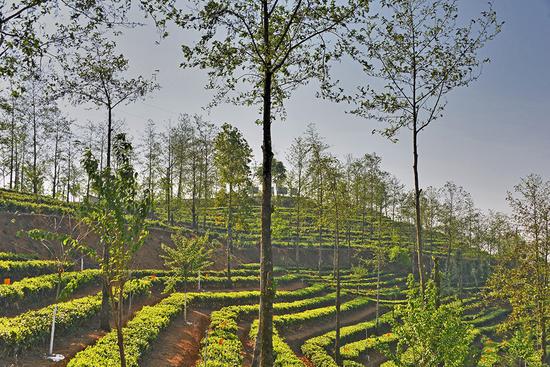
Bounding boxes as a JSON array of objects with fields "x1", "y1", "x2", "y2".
[
  {"x1": 128, "y1": 292, "x2": 133, "y2": 315},
  {"x1": 80, "y1": 257, "x2": 84, "y2": 271},
  {"x1": 49, "y1": 304, "x2": 58, "y2": 355},
  {"x1": 184, "y1": 292, "x2": 188, "y2": 323},
  {"x1": 203, "y1": 329, "x2": 209, "y2": 367}
]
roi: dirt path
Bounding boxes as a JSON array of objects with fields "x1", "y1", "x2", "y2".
[
  {"x1": 140, "y1": 309, "x2": 210, "y2": 367},
  {"x1": 2, "y1": 291, "x2": 164, "y2": 367},
  {"x1": 362, "y1": 350, "x2": 387, "y2": 366},
  {"x1": 283, "y1": 304, "x2": 377, "y2": 355},
  {"x1": 140, "y1": 282, "x2": 307, "y2": 367},
  {"x1": 239, "y1": 318, "x2": 254, "y2": 367},
  {"x1": 236, "y1": 302, "x2": 378, "y2": 366}
]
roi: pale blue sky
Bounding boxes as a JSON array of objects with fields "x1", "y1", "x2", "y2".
[{"x1": 63, "y1": 0, "x2": 550, "y2": 213}]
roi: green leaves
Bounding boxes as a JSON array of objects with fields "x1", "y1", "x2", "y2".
[
  {"x1": 0, "y1": 269, "x2": 100, "y2": 308},
  {"x1": 82, "y1": 133, "x2": 151, "y2": 283},
  {"x1": 161, "y1": 232, "x2": 214, "y2": 293},
  {"x1": 387, "y1": 277, "x2": 475, "y2": 367}
]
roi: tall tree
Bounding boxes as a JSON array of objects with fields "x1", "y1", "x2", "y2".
[
  {"x1": 81, "y1": 133, "x2": 151, "y2": 367},
  {"x1": 213, "y1": 123, "x2": 252, "y2": 286},
  {"x1": 59, "y1": 32, "x2": 157, "y2": 330},
  {"x1": 194, "y1": 117, "x2": 217, "y2": 231},
  {"x1": 143, "y1": 3, "x2": 366, "y2": 363},
  {"x1": 488, "y1": 174, "x2": 549, "y2": 364},
  {"x1": 325, "y1": 155, "x2": 344, "y2": 365},
  {"x1": 438, "y1": 181, "x2": 470, "y2": 289},
  {"x1": 59, "y1": 32, "x2": 158, "y2": 169},
  {"x1": 305, "y1": 125, "x2": 330, "y2": 273},
  {"x1": 287, "y1": 135, "x2": 310, "y2": 263},
  {"x1": 0, "y1": 1, "x2": 131, "y2": 80},
  {"x1": 48, "y1": 109, "x2": 71, "y2": 199},
  {"x1": 339, "y1": 0, "x2": 501, "y2": 293},
  {"x1": 141, "y1": 120, "x2": 161, "y2": 207},
  {"x1": 272, "y1": 158, "x2": 287, "y2": 197}
]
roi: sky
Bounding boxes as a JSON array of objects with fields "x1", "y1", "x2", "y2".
[{"x1": 63, "y1": 0, "x2": 550, "y2": 214}]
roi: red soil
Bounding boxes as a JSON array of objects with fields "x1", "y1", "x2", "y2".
[{"x1": 140, "y1": 309, "x2": 211, "y2": 367}]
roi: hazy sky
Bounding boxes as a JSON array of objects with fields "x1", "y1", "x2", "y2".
[{"x1": 64, "y1": 0, "x2": 550, "y2": 213}]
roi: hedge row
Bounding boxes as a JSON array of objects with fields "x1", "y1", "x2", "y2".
[
  {"x1": 340, "y1": 333, "x2": 397, "y2": 360},
  {"x1": 466, "y1": 307, "x2": 509, "y2": 330},
  {"x1": 0, "y1": 269, "x2": 101, "y2": 308},
  {"x1": 274, "y1": 297, "x2": 372, "y2": 329},
  {"x1": 0, "y1": 260, "x2": 71, "y2": 279},
  {"x1": 249, "y1": 320, "x2": 304, "y2": 367},
  {"x1": 67, "y1": 284, "x2": 326, "y2": 367},
  {"x1": 199, "y1": 288, "x2": 335, "y2": 367},
  {"x1": 158, "y1": 273, "x2": 302, "y2": 292},
  {"x1": 0, "y1": 197, "x2": 75, "y2": 215},
  {"x1": 0, "y1": 252, "x2": 38, "y2": 261},
  {"x1": 301, "y1": 312, "x2": 393, "y2": 367},
  {"x1": 0, "y1": 278, "x2": 152, "y2": 356}
]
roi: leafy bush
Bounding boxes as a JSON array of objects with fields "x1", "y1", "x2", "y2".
[{"x1": 384, "y1": 277, "x2": 476, "y2": 367}]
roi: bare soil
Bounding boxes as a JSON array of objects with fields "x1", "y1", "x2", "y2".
[
  {"x1": 140, "y1": 309, "x2": 211, "y2": 367},
  {"x1": 283, "y1": 303, "x2": 377, "y2": 354}
]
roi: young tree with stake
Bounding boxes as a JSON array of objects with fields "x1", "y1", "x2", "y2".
[
  {"x1": 81, "y1": 133, "x2": 151, "y2": 367},
  {"x1": 161, "y1": 233, "x2": 213, "y2": 323},
  {"x1": 59, "y1": 32, "x2": 157, "y2": 330}
]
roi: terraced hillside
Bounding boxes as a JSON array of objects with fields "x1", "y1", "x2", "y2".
[{"x1": 0, "y1": 252, "x2": 512, "y2": 367}]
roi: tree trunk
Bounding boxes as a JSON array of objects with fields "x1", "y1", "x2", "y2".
[
  {"x1": 540, "y1": 297, "x2": 547, "y2": 364},
  {"x1": 202, "y1": 150, "x2": 209, "y2": 231},
  {"x1": 32, "y1": 92, "x2": 38, "y2": 195},
  {"x1": 52, "y1": 133, "x2": 59, "y2": 198},
  {"x1": 106, "y1": 106, "x2": 112, "y2": 168},
  {"x1": 100, "y1": 105, "x2": 113, "y2": 331},
  {"x1": 116, "y1": 285, "x2": 126, "y2": 367},
  {"x1": 252, "y1": 63, "x2": 274, "y2": 367},
  {"x1": 192, "y1": 156, "x2": 198, "y2": 230},
  {"x1": 318, "y1": 179, "x2": 324, "y2": 274},
  {"x1": 9, "y1": 95, "x2": 16, "y2": 190},
  {"x1": 66, "y1": 146, "x2": 71, "y2": 203},
  {"x1": 412, "y1": 127, "x2": 425, "y2": 294},
  {"x1": 333, "y1": 183, "x2": 341, "y2": 366},
  {"x1": 295, "y1": 172, "x2": 301, "y2": 264},
  {"x1": 376, "y1": 204, "x2": 382, "y2": 328},
  {"x1": 227, "y1": 184, "x2": 233, "y2": 287}
]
